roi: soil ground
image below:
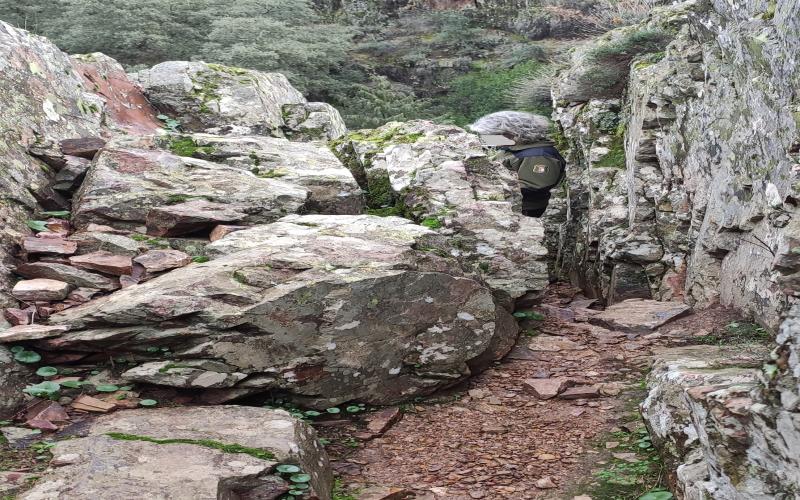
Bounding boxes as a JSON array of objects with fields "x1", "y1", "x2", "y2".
[{"x1": 318, "y1": 286, "x2": 747, "y2": 500}]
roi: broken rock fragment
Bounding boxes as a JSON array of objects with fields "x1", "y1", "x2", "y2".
[
  {"x1": 0, "y1": 324, "x2": 68, "y2": 343},
  {"x1": 11, "y1": 279, "x2": 73, "y2": 302},
  {"x1": 23, "y1": 236, "x2": 77, "y2": 256},
  {"x1": 523, "y1": 378, "x2": 571, "y2": 400},
  {"x1": 59, "y1": 137, "x2": 106, "y2": 158},
  {"x1": 15, "y1": 262, "x2": 120, "y2": 291},
  {"x1": 133, "y1": 249, "x2": 192, "y2": 273},
  {"x1": 69, "y1": 251, "x2": 133, "y2": 276}
]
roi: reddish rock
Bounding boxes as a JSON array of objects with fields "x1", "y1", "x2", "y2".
[
  {"x1": 45, "y1": 219, "x2": 71, "y2": 235},
  {"x1": 3, "y1": 307, "x2": 35, "y2": 326},
  {"x1": 11, "y1": 279, "x2": 74, "y2": 302},
  {"x1": 23, "y1": 236, "x2": 77, "y2": 255},
  {"x1": 523, "y1": 378, "x2": 571, "y2": 400},
  {"x1": 0, "y1": 324, "x2": 69, "y2": 343},
  {"x1": 133, "y1": 249, "x2": 192, "y2": 273},
  {"x1": 145, "y1": 200, "x2": 246, "y2": 237},
  {"x1": 24, "y1": 401, "x2": 69, "y2": 429},
  {"x1": 209, "y1": 225, "x2": 249, "y2": 242},
  {"x1": 119, "y1": 275, "x2": 140, "y2": 289},
  {"x1": 66, "y1": 287, "x2": 101, "y2": 304},
  {"x1": 59, "y1": 137, "x2": 106, "y2": 159},
  {"x1": 70, "y1": 251, "x2": 133, "y2": 276},
  {"x1": 16, "y1": 262, "x2": 120, "y2": 291},
  {"x1": 365, "y1": 407, "x2": 403, "y2": 435},
  {"x1": 559, "y1": 385, "x2": 601, "y2": 400}
]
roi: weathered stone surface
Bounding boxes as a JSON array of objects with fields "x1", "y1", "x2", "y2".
[
  {"x1": 133, "y1": 61, "x2": 306, "y2": 137},
  {"x1": 15, "y1": 262, "x2": 120, "y2": 291},
  {"x1": 332, "y1": 120, "x2": 549, "y2": 301},
  {"x1": 365, "y1": 407, "x2": 403, "y2": 435},
  {"x1": 68, "y1": 231, "x2": 148, "y2": 256},
  {"x1": 0, "y1": 21, "x2": 105, "y2": 308},
  {"x1": 70, "y1": 52, "x2": 162, "y2": 135},
  {"x1": 640, "y1": 344, "x2": 795, "y2": 499},
  {"x1": 210, "y1": 224, "x2": 248, "y2": 242},
  {"x1": 0, "y1": 347, "x2": 32, "y2": 417},
  {"x1": 22, "y1": 236, "x2": 77, "y2": 256},
  {"x1": 3, "y1": 307, "x2": 34, "y2": 326},
  {"x1": 22, "y1": 406, "x2": 332, "y2": 500},
  {"x1": 58, "y1": 137, "x2": 106, "y2": 159},
  {"x1": 282, "y1": 102, "x2": 347, "y2": 141},
  {"x1": 12, "y1": 279, "x2": 73, "y2": 302},
  {"x1": 133, "y1": 249, "x2": 192, "y2": 273},
  {"x1": 52, "y1": 155, "x2": 91, "y2": 193},
  {"x1": 0, "y1": 471, "x2": 38, "y2": 496},
  {"x1": 47, "y1": 215, "x2": 517, "y2": 406},
  {"x1": 145, "y1": 200, "x2": 248, "y2": 237},
  {"x1": 590, "y1": 299, "x2": 690, "y2": 334},
  {"x1": 559, "y1": 386, "x2": 600, "y2": 400},
  {"x1": 73, "y1": 147, "x2": 308, "y2": 231},
  {"x1": 167, "y1": 133, "x2": 365, "y2": 215},
  {"x1": 0, "y1": 324, "x2": 69, "y2": 343},
  {"x1": 69, "y1": 252, "x2": 132, "y2": 276}
]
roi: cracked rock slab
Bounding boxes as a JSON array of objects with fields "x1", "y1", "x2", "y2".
[
  {"x1": 589, "y1": 299, "x2": 691, "y2": 333},
  {"x1": 21, "y1": 406, "x2": 332, "y2": 500}
]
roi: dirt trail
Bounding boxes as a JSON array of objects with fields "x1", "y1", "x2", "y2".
[{"x1": 320, "y1": 285, "x2": 717, "y2": 499}]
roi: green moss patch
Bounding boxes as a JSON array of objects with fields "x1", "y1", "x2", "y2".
[
  {"x1": 595, "y1": 136, "x2": 627, "y2": 169},
  {"x1": 168, "y1": 136, "x2": 215, "y2": 157},
  {"x1": 106, "y1": 433, "x2": 275, "y2": 460}
]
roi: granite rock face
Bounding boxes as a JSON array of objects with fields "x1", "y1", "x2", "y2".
[
  {"x1": 21, "y1": 406, "x2": 332, "y2": 500},
  {"x1": 40, "y1": 215, "x2": 517, "y2": 406},
  {"x1": 332, "y1": 120, "x2": 549, "y2": 303},
  {"x1": 0, "y1": 347, "x2": 32, "y2": 417}
]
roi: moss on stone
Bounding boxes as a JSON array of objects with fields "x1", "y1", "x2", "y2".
[
  {"x1": 595, "y1": 136, "x2": 626, "y2": 169},
  {"x1": 106, "y1": 432, "x2": 276, "y2": 460},
  {"x1": 420, "y1": 217, "x2": 443, "y2": 230},
  {"x1": 168, "y1": 136, "x2": 215, "y2": 157}
]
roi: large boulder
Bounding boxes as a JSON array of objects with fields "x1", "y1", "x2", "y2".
[
  {"x1": 332, "y1": 121, "x2": 549, "y2": 302},
  {"x1": 72, "y1": 146, "x2": 309, "y2": 232},
  {"x1": 132, "y1": 61, "x2": 346, "y2": 140},
  {"x1": 164, "y1": 133, "x2": 364, "y2": 215},
  {"x1": 29, "y1": 215, "x2": 517, "y2": 406},
  {"x1": 21, "y1": 406, "x2": 332, "y2": 500}
]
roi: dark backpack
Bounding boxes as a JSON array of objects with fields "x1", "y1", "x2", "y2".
[{"x1": 511, "y1": 146, "x2": 567, "y2": 189}]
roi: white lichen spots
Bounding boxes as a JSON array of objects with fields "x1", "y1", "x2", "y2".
[
  {"x1": 424, "y1": 296, "x2": 434, "y2": 303},
  {"x1": 389, "y1": 367, "x2": 401, "y2": 375},
  {"x1": 419, "y1": 343, "x2": 456, "y2": 363},
  {"x1": 335, "y1": 320, "x2": 360, "y2": 330},
  {"x1": 457, "y1": 312, "x2": 476, "y2": 321},
  {"x1": 325, "y1": 342, "x2": 337, "y2": 350},
  {"x1": 353, "y1": 372, "x2": 361, "y2": 377},
  {"x1": 358, "y1": 341, "x2": 366, "y2": 347},
  {"x1": 43, "y1": 99, "x2": 60, "y2": 121}
]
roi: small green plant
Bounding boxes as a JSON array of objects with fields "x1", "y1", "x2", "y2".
[
  {"x1": 23, "y1": 381, "x2": 61, "y2": 399},
  {"x1": 107, "y1": 433, "x2": 275, "y2": 460},
  {"x1": 139, "y1": 399, "x2": 158, "y2": 407},
  {"x1": 25, "y1": 220, "x2": 50, "y2": 232},
  {"x1": 420, "y1": 217, "x2": 442, "y2": 230},
  {"x1": 693, "y1": 321, "x2": 771, "y2": 346},
  {"x1": 275, "y1": 464, "x2": 312, "y2": 498},
  {"x1": 332, "y1": 477, "x2": 359, "y2": 500},
  {"x1": 13, "y1": 348, "x2": 42, "y2": 364},
  {"x1": 192, "y1": 256, "x2": 210, "y2": 263},
  {"x1": 35, "y1": 366, "x2": 58, "y2": 378},
  {"x1": 167, "y1": 136, "x2": 215, "y2": 157},
  {"x1": 157, "y1": 114, "x2": 181, "y2": 132},
  {"x1": 94, "y1": 384, "x2": 120, "y2": 393},
  {"x1": 513, "y1": 311, "x2": 545, "y2": 321},
  {"x1": 40, "y1": 210, "x2": 70, "y2": 219}
]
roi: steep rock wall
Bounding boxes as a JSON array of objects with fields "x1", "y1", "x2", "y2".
[{"x1": 551, "y1": 0, "x2": 800, "y2": 329}]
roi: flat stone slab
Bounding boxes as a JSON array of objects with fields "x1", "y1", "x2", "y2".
[
  {"x1": 528, "y1": 335, "x2": 582, "y2": 352},
  {"x1": 0, "y1": 324, "x2": 69, "y2": 343},
  {"x1": 133, "y1": 249, "x2": 192, "y2": 273},
  {"x1": 589, "y1": 299, "x2": 691, "y2": 333},
  {"x1": 523, "y1": 378, "x2": 571, "y2": 400},
  {"x1": 22, "y1": 236, "x2": 77, "y2": 255},
  {"x1": 21, "y1": 406, "x2": 332, "y2": 500},
  {"x1": 15, "y1": 262, "x2": 119, "y2": 291},
  {"x1": 69, "y1": 251, "x2": 133, "y2": 276},
  {"x1": 11, "y1": 279, "x2": 73, "y2": 302}
]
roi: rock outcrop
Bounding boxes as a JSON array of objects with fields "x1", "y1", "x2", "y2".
[
  {"x1": 333, "y1": 120, "x2": 549, "y2": 303},
  {"x1": 21, "y1": 406, "x2": 332, "y2": 500}
]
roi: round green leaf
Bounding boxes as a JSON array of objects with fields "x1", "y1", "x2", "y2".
[
  {"x1": 288, "y1": 490, "x2": 305, "y2": 496},
  {"x1": 139, "y1": 399, "x2": 158, "y2": 407},
  {"x1": 146, "y1": 347, "x2": 160, "y2": 353},
  {"x1": 346, "y1": 405, "x2": 361, "y2": 413},
  {"x1": 59, "y1": 380, "x2": 82, "y2": 389},
  {"x1": 290, "y1": 473, "x2": 311, "y2": 483},
  {"x1": 325, "y1": 407, "x2": 341, "y2": 414},
  {"x1": 639, "y1": 491, "x2": 673, "y2": 500},
  {"x1": 9, "y1": 346, "x2": 24, "y2": 353},
  {"x1": 90, "y1": 370, "x2": 100, "y2": 375},
  {"x1": 290, "y1": 482, "x2": 309, "y2": 489},
  {"x1": 303, "y1": 410, "x2": 321, "y2": 418},
  {"x1": 275, "y1": 464, "x2": 301, "y2": 474},
  {"x1": 119, "y1": 386, "x2": 133, "y2": 391},
  {"x1": 95, "y1": 384, "x2": 119, "y2": 393},
  {"x1": 23, "y1": 381, "x2": 60, "y2": 398},
  {"x1": 14, "y1": 350, "x2": 41, "y2": 364},
  {"x1": 36, "y1": 366, "x2": 58, "y2": 378}
]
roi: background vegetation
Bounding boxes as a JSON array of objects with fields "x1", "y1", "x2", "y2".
[{"x1": 0, "y1": 0, "x2": 632, "y2": 128}]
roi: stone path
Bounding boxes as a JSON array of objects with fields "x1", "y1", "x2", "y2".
[{"x1": 318, "y1": 285, "x2": 717, "y2": 499}]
